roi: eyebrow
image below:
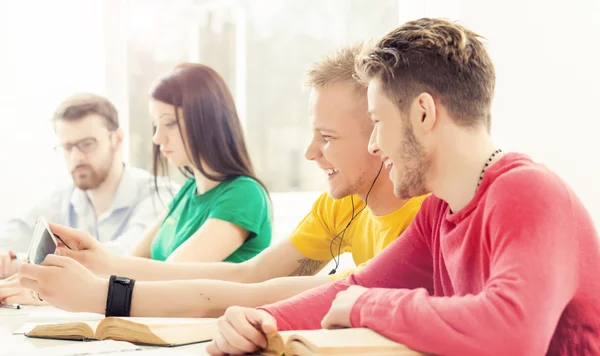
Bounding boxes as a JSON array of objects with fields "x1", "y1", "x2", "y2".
[
  {"x1": 59, "y1": 136, "x2": 96, "y2": 145},
  {"x1": 159, "y1": 113, "x2": 175, "y2": 119},
  {"x1": 314, "y1": 126, "x2": 339, "y2": 135}
]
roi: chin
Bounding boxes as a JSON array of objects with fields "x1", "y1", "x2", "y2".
[
  {"x1": 74, "y1": 181, "x2": 92, "y2": 190},
  {"x1": 327, "y1": 186, "x2": 352, "y2": 200},
  {"x1": 167, "y1": 157, "x2": 186, "y2": 168}
]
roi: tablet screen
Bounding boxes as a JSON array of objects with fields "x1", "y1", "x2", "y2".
[{"x1": 28, "y1": 220, "x2": 56, "y2": 265}]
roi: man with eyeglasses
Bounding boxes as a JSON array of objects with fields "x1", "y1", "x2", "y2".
[{"x1": 0, "y1": 93, "x2": 177, "y2": 278}]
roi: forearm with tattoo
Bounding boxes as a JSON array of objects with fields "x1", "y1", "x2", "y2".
[{"x1": 289, "y1": 258, "x2": 326, "y2": 276}]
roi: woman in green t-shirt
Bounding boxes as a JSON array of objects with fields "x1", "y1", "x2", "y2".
[{"x1": 126, "y1": 63, "x2": 272, "y2": 264}]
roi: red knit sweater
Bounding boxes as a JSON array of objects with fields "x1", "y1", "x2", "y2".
[{"x1": 261, "y1": 153, "x2": 600, "y2": 355}]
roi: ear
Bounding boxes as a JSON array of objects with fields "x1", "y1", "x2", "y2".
[
  {"x1": 112, "y1": 128, "x2": 124, "y2": 151},
  {"x1": 410, "y1": 93, "x2": 437, "y2": 136}
]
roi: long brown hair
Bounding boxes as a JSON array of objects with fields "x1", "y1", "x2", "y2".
[{"x1": 150, "y1": 63, "x2": 267, "y2": 193}]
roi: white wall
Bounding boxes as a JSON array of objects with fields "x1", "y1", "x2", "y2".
[
  {"x1": 406, "y1": 0, "x2": 600, "y2": 227},
  {"x1": 0, "y1": 1, "x2": 106, "y2": 221},
  {"x1": 0, "y1": 0, "x2": 597, "y2": 236},
  {"x1": 463, "y1": 0, "x2": 600, "y2": 227}
]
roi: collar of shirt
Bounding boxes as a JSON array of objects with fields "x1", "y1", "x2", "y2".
[{"x1": 69, "y1": 165, "x2": 141, "y2": 222}]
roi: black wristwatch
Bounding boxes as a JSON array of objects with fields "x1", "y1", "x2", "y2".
[{"x1": 105, "y1": 275, "x2": 136, "y2": 317}]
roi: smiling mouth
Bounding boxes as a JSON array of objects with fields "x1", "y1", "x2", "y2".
[
  {"x1": 322, "y1": 168, "x2": 339, "y2": 178},
  {"x1": 383, "y1": 159, "x2": 393, "y2": 169}
]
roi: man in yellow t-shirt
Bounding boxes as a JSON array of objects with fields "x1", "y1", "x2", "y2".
[
  {"x1": 292, "y1": 192, "x2": 426, "y2": 281},
  {"x1": 14, "y1": 43, "x2": 427, "y2": 317}
]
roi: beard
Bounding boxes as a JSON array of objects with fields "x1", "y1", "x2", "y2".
[
  {"x1": 71, "y1": 156, "x2": 113, "y2": 190},
  {"x1": 394, "y1": 124, "x2": 430, "y2": 199}
]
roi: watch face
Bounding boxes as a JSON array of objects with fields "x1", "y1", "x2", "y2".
[{"x1": 115, "y1": 277, "x2": 131, "y2": 285}]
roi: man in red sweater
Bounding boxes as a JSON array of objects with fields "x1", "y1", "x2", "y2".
[{"x1": 206, "y1": 18, "x2": 600, "y2": 356}]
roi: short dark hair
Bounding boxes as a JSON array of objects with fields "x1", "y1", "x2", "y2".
[
  {"x1": 357, "y1": 18, "x2": 496, "y2": 130},
  {"x1": 52, "y1": 93, "x2": 119, "y2": 130}
]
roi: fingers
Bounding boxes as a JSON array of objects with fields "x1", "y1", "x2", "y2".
[
  {"x1": 54, "y1": 247, "x2": 77, "y2": 260},
  {"x1": 18, "y1": 262, "x2": 48, "y2": 281},
  {"x1": 3, "y1": 273, "x2": 20, "y2": 283},
  {"x1": 207, "y1": 308, "x2": 274, "y2": 355},
  {"x1": 18, "y1": 277, "x2": 41, "y2": 295},
  {"x1": 4, "y1": 294, "x2": 48, "y2": 306},
  {"x1": 47, "y1": 222, "x2": 88, "y2": 250},
  {"x1": 1, "y1": 253, "x2": 14, "y2": 278},
  {"x1": 217, "y1": 318, "x2": 257, "y2": 354},
  {"x1": 40, "y1": 254, "x2": 73, "y2": 268},
  {"x1": 205, "y1": 339, "x2": 226, "y2": 356},
  {"x1": 257, "y1": 311, "x2": 278, "y2": 335},
  {"x1": 0, "y1": 287, "x2": 23, "y2": 301},
  {"x1": 321, "y1": 306, "x2": 338, "y2": 329},
  {"x1": 0, "y1": 275, "x2": 21, "y2": 288},
  {"x1": 233, "y1": 308, "x2": 271, "y2": 346}
]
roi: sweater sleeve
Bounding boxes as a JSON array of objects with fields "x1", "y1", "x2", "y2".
[
  {"x1": 259, "y1": 196, "x2": 436, "y2": 331},
  {"x1": 350, "y1": 171, "x2": 581, "y2": 356}
]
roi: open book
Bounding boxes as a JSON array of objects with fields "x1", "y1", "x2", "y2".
[
  {"x1": 262, "y1": 328, "x2": 428, "y2": 356},
  {"x1": 24, "y1": 317, "x2": 217, "y2": 347}
]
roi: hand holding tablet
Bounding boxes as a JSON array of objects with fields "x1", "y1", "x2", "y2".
[{"x1": 27, "y1": 217, "x2": 71, "y2": 265}]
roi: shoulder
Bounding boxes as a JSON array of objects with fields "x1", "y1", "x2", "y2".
[
  {"x1": 485, "y1": 156, "x2": 570, "y2": 205},
  {"x1": 310, "y1": 192, "x2": 364, "y2": 216},
  {"x1": 219, "y1": 176, "x2": 267, "y2": 198},
  {"x1": 402, "y1": 194, "x2": 430, "y2": 215},
  {"x1": 307, "y1": 192, "x2": 364, "y2": 230}
]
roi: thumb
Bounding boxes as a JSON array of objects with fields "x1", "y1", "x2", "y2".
[
  {"x1": 256, "y1": 310, "x2": 278, "y2": 335},
  {"x1": 55, "y1": 246, "x2": 74, "y2": 258},
  {"x1": 8, "y1": 249, "x2": 16, "y2": 259},
  {"x1": 41, "y1": 254, "x2": 73, "y2": 268}
]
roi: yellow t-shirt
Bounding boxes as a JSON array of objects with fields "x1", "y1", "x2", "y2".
[{"x1": 289, "y1": 192, "x2": 428, "y2": 280}]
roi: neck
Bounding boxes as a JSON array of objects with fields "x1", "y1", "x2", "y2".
[
  {"x1": 429, "y1": 126, "x2": 500, "y2": 213},
  {"x1": 356, "y1": 168, "x2": 408, "y2": 216},
  {"x1": 192, "y1": 168, "x2": 220, "y2": 195},
  {"x1": 86, "y1": 159, "x2": 124, "y2": 217}
]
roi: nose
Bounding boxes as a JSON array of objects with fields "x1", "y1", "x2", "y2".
[
  {"x1": 368, "y1": 128, "x2": 380, "y2": 156},
  {"x1": 304, "y1": 138, "x2": 322, "y2": 161},
  {"x1": 152, "y1": 126, "x2": 165, "y2": 146},
  {"x1": 67, "y1": 146, "x2": 86, "y2": 166}
]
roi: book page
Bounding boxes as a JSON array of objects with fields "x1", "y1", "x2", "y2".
[
  {"x1": 290, "y1": 328, "x2": 403, "y2": 348},
  {"x1": 111, "y1": 317, "x2": 216, "y2": 325},
  {"x1": 15, "y1": 320, "x2": 101, "y2": 338},
  {"x1": 13, "y1": 322, "x2": 63, "y2": 335},
  {"x1": 275, "y1": 328, "x2": 425, "y2": 355}
]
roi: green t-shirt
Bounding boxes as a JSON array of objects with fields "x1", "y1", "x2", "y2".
[{"x1": 150, "y1": 176, "x2": 272, "y2": 263}]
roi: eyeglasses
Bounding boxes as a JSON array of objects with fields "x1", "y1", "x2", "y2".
[{"x1": 54, "y1": 132, "x2": 113, "y2": 156}]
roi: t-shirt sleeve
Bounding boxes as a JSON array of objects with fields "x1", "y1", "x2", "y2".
[
  {"x1": 208, "y1": 177, "x2": 269, "y2": 239},
  {"x1": 288, "y1": 193, "x2": 341, "y2": 262}
]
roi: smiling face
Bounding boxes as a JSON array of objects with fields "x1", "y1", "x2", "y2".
[
  {"x1": 367, "y1": 77, "x2": 430, "y2": 199},
  {"x1": 304, "y1": 83, "x2": 383, "y2": 199}
]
